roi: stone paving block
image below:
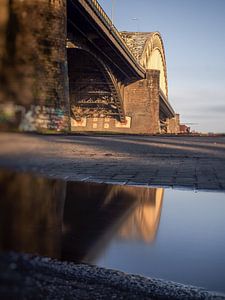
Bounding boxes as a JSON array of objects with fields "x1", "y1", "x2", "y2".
[
  {"x1": 175, "y1": 178, "x2": 196, "y2": 183},
  {"x1": 112, "y1": 175, "x2": 133, "y2": 181},
  {"x1": 197, "y1": 182, "x2": 221, "y2": 190},
  {"x1": 104, "y1": 180, "x2": 127, "y2": 185},
  {"x1": 1, "y1": 133, "x2": 225, "y2": 191},
  {"x1": 126, "y1": 181, "x2": 150, "y2": 186}
]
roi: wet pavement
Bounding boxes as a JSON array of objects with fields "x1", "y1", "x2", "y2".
[{"x1": 0, "y1": 133, "x2": 225, "y2": 190}]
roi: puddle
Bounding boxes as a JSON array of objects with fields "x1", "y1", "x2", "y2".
[{"x1": 0, "y1": 169, "x2": 225, "y2": 293}]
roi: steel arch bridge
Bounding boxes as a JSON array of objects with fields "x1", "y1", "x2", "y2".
[{"x1": 67, "y1": 0, "x2": 179, "y2": 134}]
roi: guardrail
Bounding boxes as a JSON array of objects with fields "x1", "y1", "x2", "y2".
[
  {"x1": 88, "y1": 0, "x2": 113, "y2": 27},
  {"x1": 85, "y1": 0, "x2": 145, "y2": 75}
]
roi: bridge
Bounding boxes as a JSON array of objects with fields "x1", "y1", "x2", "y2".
[{"x1": 0, "y1": 0, "x2": 180, "y2": 134}]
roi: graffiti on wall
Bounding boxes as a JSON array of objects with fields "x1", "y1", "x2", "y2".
[
  {"x1": 0, "y1": 102, "x2": 68, "y2": 132},
  {"x1": 20, "y1": 105, "x2": 68, "y2": 132}
]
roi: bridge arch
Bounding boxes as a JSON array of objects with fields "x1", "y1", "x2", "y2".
[
  {"x1": 140, "y1": 33, "x2": 168, "y2": 98},
  {"x1": 67, "y1": 44, "x2": 125, "y2": 123},
  {"x1": 121, "y1": 32, "x2": 168, "y2": 98}
]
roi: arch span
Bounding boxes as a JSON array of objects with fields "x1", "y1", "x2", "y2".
[
  {"x1": 67, "y1": 44, "x2": 125, "y2": 123},
  {"x1": 121, "y1": 32, "x2": 168, "y2": 98}
]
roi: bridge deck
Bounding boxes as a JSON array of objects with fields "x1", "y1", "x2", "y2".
[{"x1": 68, "y1": 0, "x2": 145, "y2": 81}]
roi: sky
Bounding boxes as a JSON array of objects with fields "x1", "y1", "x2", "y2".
[{"x1": 98, "y1": 0, "x2": 225, "y2": 133}]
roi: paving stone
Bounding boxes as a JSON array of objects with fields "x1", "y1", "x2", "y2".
[{"x1": 0, "y1": 133, "x2": 225, "y2": 191}]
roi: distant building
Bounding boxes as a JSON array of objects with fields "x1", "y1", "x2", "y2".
[{"x1": 179, "y1": 124, "x2": 190, "y2": 134}]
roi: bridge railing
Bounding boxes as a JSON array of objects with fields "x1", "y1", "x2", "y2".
[
  {"x1": 85, "y1": 0, "x2": 145, "y2": 74},
  {"x1": 88, "y1": 0, "x2": 113, "y2": 27}
]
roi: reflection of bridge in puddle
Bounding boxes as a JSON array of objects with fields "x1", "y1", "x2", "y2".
[
  {"x1": 0, "y1": 170, "x2": 164, "y2": 264},
  {"x1": 118, "y1": 187, "x2": 164, "y2": 243},
  {"x1": 62, "y1": 183, "x2": 164, "y2": 263}
]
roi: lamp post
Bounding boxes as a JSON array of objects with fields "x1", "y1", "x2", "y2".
[
  {"x1": 132, "y1": 17, "x2": 140, "y2": 32},
  {"x1": 111, "y1": 0, "x2": 115, "y2": 24}
]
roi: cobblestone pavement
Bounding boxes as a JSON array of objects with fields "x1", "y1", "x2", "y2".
[{"x1": 0, "y1": 133, "x2": 225, "y2": 191}]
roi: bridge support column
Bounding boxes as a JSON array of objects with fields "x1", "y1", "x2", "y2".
[
  {"x1": 124, "y1": 70, "x2": 160, "y2": 134},
  {"x1": 0, "y1": 1, "x2": 70, "y2": 132}
]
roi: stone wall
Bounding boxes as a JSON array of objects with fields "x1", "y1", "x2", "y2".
[
  {"x1": 167, "y1": 114, "x2": 180, "y2": 134},
  {"x1": 0, "y1": 0, "x2": 70, "y2": 132}
]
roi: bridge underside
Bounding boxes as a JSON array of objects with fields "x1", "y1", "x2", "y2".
[
  {"x1": 68, "y1": 50, "x2": 178, "y2": 134},
  {"x1": 68, "y1": 48, "x2": 125, "y2": 125},
  {"x1": 159, "y1": 91, "x2": 179, "y2": 133}
]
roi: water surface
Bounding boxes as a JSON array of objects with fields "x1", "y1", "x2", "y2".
[{"x1": 0, "y1": 170, "x2": 225, "y2": 293}]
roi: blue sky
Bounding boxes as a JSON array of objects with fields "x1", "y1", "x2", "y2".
[{"x1": 98, "y1": 0, "x2": 225, "y2": 133}]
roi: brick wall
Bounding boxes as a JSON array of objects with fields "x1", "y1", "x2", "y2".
[
  {"x1": 0, "y1": 0, "x2": 70, "y2": 132},
  {"x1": 123, "y1": 69, "x2": 160, "y2": 134},
  {"x1": 167, "y1": 114, "x2": 180, "y2": 134}
]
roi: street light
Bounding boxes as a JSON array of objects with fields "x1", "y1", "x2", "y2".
[
  {"x1": 132, "y1": 18, "x2": 140, "y2": 32},
  {"x1": 111, "y1": 0, "x2": 115, "y2": 24}
]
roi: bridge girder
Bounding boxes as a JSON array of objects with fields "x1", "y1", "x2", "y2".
[
  {"x1": 67, "y1": 0, "x2": 145, "y2": 83},
  {"x1": 67, "y1": 41, "x2": 126, "y2": 122}
]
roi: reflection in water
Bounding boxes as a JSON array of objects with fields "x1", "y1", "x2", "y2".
[
  {"x1": 1, "y1": 170, "x2": 225, "y2": 293},
  {"x1": 0, "y1": 171, "x2": 66, "y2": 258},
  {"x1": 118, "y1": 187, "x2": 164, "y2": 243},
  {"x1": 62, "y1": 183, "x2": 163, "y2": 263},
  {"x1": 0, "y1": 170, "x2": 163, "y2": 263}
]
